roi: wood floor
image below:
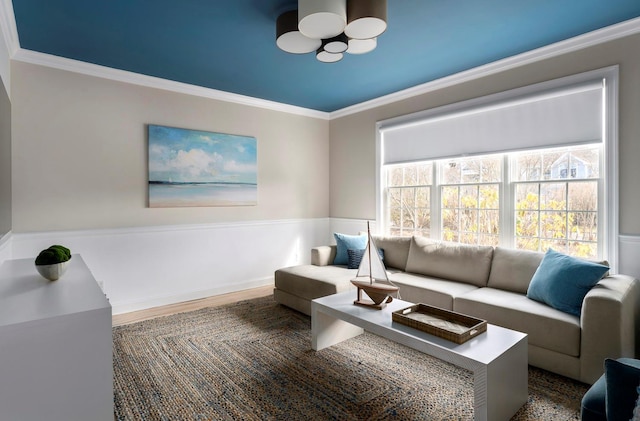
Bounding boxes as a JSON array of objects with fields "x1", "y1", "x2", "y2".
[{"x1": 112, "y1": 285, "x2": 274, "y2": 326}]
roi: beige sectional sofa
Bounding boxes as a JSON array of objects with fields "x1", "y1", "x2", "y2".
[{"x1": 274, "y1": 235, "x2": 640, "y2": 384}]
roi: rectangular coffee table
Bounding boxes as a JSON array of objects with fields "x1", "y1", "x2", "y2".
[{"x1": 311, "y1": 291, "x2": 528, "y2": 421}]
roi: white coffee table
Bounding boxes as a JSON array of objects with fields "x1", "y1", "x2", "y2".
[{"x1": 311, "y1": 291, "x2": 528, "y2": 421}]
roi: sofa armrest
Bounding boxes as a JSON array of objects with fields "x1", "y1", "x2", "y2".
[
  {"x1": 580, "y1": 274, "x2": 640, "y2": 383},
  {"x1": 311, "y1": 245, "x2": 336, "y2": 266}
]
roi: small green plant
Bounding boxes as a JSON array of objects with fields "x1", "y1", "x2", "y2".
[{"x1": 35, "y1": 245, "x2": 71, "y2": 265}]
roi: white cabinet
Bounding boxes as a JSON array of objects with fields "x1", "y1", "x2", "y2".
[{"x1": 0, "y1": 255, "x2": 112, "y2": 421}]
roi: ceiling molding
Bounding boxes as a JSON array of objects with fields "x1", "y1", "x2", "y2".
[
  {"x1": 330, "y1": 16, "x2": 640, "y2": 119},
  {"x1": 12, "y1": 49, "x2": 331, "y2": 120},
  {"x1": 0, "y1": 0, "x2": 19, "y2": 56}
]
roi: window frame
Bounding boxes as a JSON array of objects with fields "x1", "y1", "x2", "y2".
[{"x1": 376, "y1": 66, "x2": 619, "y2": 271}]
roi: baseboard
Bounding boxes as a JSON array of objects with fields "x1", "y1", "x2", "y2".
[{"x1": 111, "y1": 276, "x2": 274, "y2": 315}]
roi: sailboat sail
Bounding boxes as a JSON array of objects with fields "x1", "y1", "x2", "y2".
[{"x1": 355, "y1": 235, "x2": 388, "y2": 283}]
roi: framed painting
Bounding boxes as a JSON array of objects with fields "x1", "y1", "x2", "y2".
[{"x1": 148, "y1": 124, "x2": 257, "y2": 207}]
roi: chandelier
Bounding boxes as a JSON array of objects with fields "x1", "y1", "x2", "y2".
[{"x1": 276, "y1": 0, "x2": 387, "y2": 63}]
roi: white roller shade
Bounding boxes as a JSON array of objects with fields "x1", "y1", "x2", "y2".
[{"x1": 381, "y1": 80, "x2": 604, "y2": 165}]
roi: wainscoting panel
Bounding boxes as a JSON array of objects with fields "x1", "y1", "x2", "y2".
[
  {"x1": 11, "y1": 219, "x2": 330, "y2": 314},
  {"x1": 619, "y1": 235, "x2": 640, "y2": 279}
]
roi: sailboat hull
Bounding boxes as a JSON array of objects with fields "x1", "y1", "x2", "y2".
[{"x1": 351, "y1": 280, "x2": 399, "y2": 309}]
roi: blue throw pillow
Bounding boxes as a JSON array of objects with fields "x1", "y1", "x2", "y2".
[
  {"x1": 347, "y1": 248, "x2": 385, "y2": 269},
  {"x1": 333, "y1": 233, "x2": 367, "y2": 265},
  {"x1": 526, "y1": 249, "x2": 609, "y2": 316},
  {"x1": 605, "y1": 358, "x2": 640, "y2": 421}
]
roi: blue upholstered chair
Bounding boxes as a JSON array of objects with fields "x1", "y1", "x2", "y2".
[{"x1": 581, "y1": 358, "x2": 640, "y2": 421}]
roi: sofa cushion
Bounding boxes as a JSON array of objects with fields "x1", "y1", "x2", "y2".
[
  {"x1": 454, "y1": 287, "x2": 581, "y2": 356},
  {"x1": 605, "y1": 358, "x2": 640, "y2": 421},
  {"x1": 487, "y1": 247, "x2": 543, "y2": 294},
  {"x1": 372, "y1": 235, "x2": 412, "y2": 270},
  {"x1": 405, "y1": 236, "x2": 494, "y2": 287},
  {"x1": 275, "y1": 265, "x2": 356, "y2": 301},
  {"x1": 390, "y1": 272, "x2": 478, "y2": 310},
  {"x1": 527, "y1": 249, "x2": 610, "y2": 317},
  {"x1": 333, "y1": 233, "x2": 367, "y2": 265}
]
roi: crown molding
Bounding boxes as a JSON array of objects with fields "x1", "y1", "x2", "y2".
[
  {"x1": 330, "y1": 16, "x2": 640, "y2": 119},
  {"x1": 11, "y1": 49, "x2": 331, "y2": 120},
  {"x1": 0, "y1": 0, "x2": 18, "y2": 56}
]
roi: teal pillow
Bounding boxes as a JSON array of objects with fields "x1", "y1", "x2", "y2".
[
  {"x1": 605, "y1": 358, "x2": 640, "y2": 421},
  {"x1": 333, "y1": 233, "x2": 367, "y2": 265},
  {"x1": 526, "y1": 249, "x2": 609, "y2": 317}
]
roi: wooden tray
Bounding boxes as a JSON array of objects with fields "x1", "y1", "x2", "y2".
[{"x1": 392, "y1": 304, "x2": 487, "y2": 344}]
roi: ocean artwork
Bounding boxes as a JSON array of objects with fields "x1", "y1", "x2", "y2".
[{"x1": 148, "y1": 125, "x2": 257, "y2": 207}]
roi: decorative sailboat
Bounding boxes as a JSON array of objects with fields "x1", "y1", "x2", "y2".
[{"x1": 351, "y1": 222, "x2": 399, "y2": 310}]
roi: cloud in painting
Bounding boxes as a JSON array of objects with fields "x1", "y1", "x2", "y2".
[
  {"x1": 224, "y1": 160, "x2": 256, "y2": 174},
  {"x1": 148, "y1": 125, "x2": 257, "y2": 184},
  {"x1": 173, "y1": 149, "x2": 223, "y2": 178}
]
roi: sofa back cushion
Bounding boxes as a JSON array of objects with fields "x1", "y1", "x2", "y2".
[
  {"x1": 372, "y1": 236, "x2": 412, "y2": 270},
  {"x1": 405, "y1": 236, "x2": 494, "y2": 287},
  {"x1": 487, "y1": 247, "x2": 544, "y2": 294}
]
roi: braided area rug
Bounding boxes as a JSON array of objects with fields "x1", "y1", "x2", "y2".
[{"x1": 113, "y1": 296, "x2": 588, "y2": 420}]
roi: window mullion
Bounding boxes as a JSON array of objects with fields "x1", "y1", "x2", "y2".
[
  {"x1": 565, "y1": 181, "x2": 570, "y2": 253},
  {"x1": 537, "y1": 184, "x2": 542, "y2": 252},
  {"x1": 501, "y1": 154, "x2": 513, "y2": 248},
  {"x1": 432, "y1": 162, "x2": 441, "y2": 240}
]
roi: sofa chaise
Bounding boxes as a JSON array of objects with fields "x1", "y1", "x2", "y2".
[{"x1": 274, "y1": 235, "x2": 640, "y2": 385}]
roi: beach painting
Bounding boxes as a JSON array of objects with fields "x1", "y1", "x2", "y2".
[{"x1": 148, "y1": 125, "x2": 257, "y2": 207}]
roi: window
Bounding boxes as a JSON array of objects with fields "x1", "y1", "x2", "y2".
[
  {"x1": 387, "y1": 163, "x2": 432, "y2": 237},
  {"x1": 384, "y1": 144, "x2": 602, "y2": 259},
  {"x1": 377, "y1": 67, "x2": 617, "y2": 266},
  {"x1": 513, "y1": 145, "x2": 600, "y2": 258},
  {"x1": 440, "y1": 156, "x2": 501, "y2": 245}
]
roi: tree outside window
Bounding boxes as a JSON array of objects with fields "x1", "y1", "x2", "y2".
[{"x1": 384, "y1": 145, "x2": 601, "y2": 259}]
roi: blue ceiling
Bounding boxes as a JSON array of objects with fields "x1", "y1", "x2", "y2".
[{"x1": 10, "y1": 0, "x2": 640, "y2": 112}]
